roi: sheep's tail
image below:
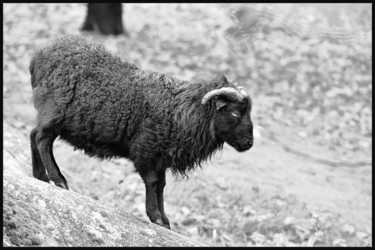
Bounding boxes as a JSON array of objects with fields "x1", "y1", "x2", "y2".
[{"x1": 29, "y1": 54, "x2": 39, "y2": 89}]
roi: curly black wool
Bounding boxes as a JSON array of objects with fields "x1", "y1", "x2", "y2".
[{"x1": 30, "y1": 36, "x2": 236, "y2": 177}]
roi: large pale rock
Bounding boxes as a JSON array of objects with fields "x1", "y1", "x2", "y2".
[{"x1": 3, "y1": 123, "x2": 205, "y2": 247}]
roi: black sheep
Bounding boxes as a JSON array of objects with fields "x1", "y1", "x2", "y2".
[{"x1": 29, "y1": 36, "x2": 254, "y2": 229}]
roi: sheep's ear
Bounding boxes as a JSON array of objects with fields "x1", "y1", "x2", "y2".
[
  {"x1": 219, "y1": 75, "x2": 228, "y2": 83},
  {"x1": 216, "y1": 99, "x2": 227, "y2": 110}
]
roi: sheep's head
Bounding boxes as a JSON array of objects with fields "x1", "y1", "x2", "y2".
[{"x1": 202, "y1": 84, "x2": 253, "y2": 152}]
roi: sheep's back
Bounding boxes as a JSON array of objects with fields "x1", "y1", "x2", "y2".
[{"x1": 31, "y1": 36, "x2": 177, "y2": 158}]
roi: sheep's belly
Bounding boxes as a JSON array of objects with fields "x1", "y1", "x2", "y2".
[{"x1": 59, "y1": 131, "x2": 131, "y2": 160}]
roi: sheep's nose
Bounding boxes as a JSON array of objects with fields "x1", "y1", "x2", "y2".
[{"x1": 247, "y1": 139, "x2": 254, "y2": 148}]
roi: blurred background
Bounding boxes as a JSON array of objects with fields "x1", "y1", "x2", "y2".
[{"x1": 3, "y1": 3, "x2": 372, "y2": 246}]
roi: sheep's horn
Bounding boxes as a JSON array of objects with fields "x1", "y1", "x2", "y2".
[
  {"x1": 236, "y1": 86, "x2": 249, "y2": 99},
  {"x1": 201, "y1": 87, "x2": 248, "y2": 104}
]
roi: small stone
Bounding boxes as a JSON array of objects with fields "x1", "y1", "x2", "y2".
[
  {"x1": 180, "y1": 206, "x2": 190, "y2": 216},
  {"x1": 283, "y1": 216, "x2": 295, "y2": 225},
  {"x1": 215, "y1": 177, "x2": 228, "y2": 190},
  {"x1": 139, "y1": 230, "x2": 148, "y2": 236},
  {"x1": 87, "y1": 232, "x2": 96, "y2": 238},
  {"x1": 359, "y1": 141, "x2": 370, "y2": 148},
  {"x1": 91, "y1": 194, "x2": 99, "y2": 200},
  {"x1": 341, "y1": 224, "x2": 355, "y2": 235},
  {"x1": 19, "y1": 231, "x2": 29, "y2": 238},
  {"x1": 243, "y1": 205, "x2": 256, "y2": 216},
  {"x1": 29, "y1": 235, "x2": 42, "y2": 245},
  {"x1": 242, "y1": 220, "x2": 258, "y2": 234},
  {"x1": 14, "y1": 121, "x2": 26, "y2": 129},
  {"x1": 99, "y1": 210, "x2": 108, "y2": 218},
  {"x1": 9, "y1": 234, "x2": 20, "y2": 246},
  {"x1": 332, "y1": 238, "x2": 347, "y2": 246},
  {"x1": 121, "y1": 232, "x2": 129, "y2": 239},
  {"x1": 8, "y1": 220, "x2": 17, "y2": 228},
  {"x1": 38, "y1": 200, "x2": 46, "y2": 209},
  {"x1": 182, "y1": 217, "x2": 197, "y2": 226},
  {"x1": 91, "y1": 237, "x2": 104, "y2": 244},
  {"x1": 186, "y1": 226, "x2": 198, "y2": 236},
  {"x1": 252, "y1": 185, "x2": 260, "y2": 193},
  {"x1": 23, "y1": 238, "x2": 32, "y2": 246},
  {"x1": 356, "y1": 231, "x2": 369, "y2": 239}
]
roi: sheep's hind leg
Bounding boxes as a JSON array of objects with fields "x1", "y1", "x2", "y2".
[
  {"x1": 156, "y1": 167, "x2": 170, "y2": 229},
  {"x1": 30, "y1": 128, "x2": 50, "y2": 183},
  {"x1": 35, "y1": 129, "x2": 69, "y2": 190},
  {"x1": 139, "y1": 167, "x2": 169, "y2": 229}
]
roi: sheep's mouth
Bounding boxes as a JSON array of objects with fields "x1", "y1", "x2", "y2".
[
  {"x1": 230, "y1": 141, "x2": 253, "y2": 152},
  {"x1": 235, "y1": 145, "x2": 252, "y2": 152}
]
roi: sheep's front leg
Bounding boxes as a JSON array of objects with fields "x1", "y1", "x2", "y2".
[
  {"x1": 156, "y1": 168, "x2": 170, "y2": 229},
  {"x1": 140, "y1": 168, "x2": 169, "y2": 229}
]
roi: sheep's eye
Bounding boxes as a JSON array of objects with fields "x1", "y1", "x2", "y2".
[{"x1": 231, "y1": 112, "x2": 240, "y2": 117}]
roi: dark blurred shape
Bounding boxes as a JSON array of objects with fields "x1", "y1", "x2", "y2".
[{"x1": 81, "y1": 3, "x2": 128, "y2": 36}]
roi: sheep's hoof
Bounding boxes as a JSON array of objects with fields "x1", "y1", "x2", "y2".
[
  {"x1": 34, "y1": 173, "x2": 51, "y2": 183},
  {"x1": 40, "y1": 175, "x2": 51, "y2": 183},
  {"x1": 55, "y1": 181, "x2": 69, "y2": 190},
  {"x1": 162, "y1": 217, "x2": 171, "y2": 230},
  {"x1": 154, "y1": 218, "x2": 171, "y2": 230}
]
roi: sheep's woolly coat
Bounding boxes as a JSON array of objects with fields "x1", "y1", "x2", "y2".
[{"x1": 30, "y1": 36, "x2": 234, "y2": 176}]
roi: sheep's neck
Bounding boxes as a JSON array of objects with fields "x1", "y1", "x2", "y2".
[{"x1": 168, "y1": 86, "x2": 223, "y2": 176}]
